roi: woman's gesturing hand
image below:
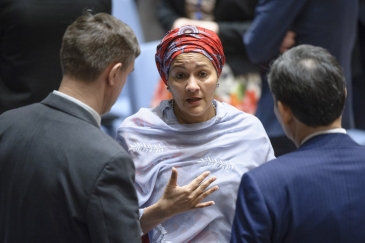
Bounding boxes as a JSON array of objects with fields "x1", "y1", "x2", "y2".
[
  {"x1": 140, "y1": 167, "x2": 219, "y2": 234},
  {"x1": 158, "y1": 167, "x2": 219, "y2": 216}
]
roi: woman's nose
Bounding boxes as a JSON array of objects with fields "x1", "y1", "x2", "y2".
[{"x1": 186, "y1": 76, "x2": 199, "y2": 92}]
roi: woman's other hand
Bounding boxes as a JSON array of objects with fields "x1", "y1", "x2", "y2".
[
  {"x1": 173, "y1": 18, "x2": 219, "y2": 33},
  {"x1": 279, "y1": 31, "x2": 296, "y2": 53}
]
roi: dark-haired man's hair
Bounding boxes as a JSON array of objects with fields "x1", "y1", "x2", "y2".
[{"x1": 268, "y1": 44, "x2": 346, "y2": 127}]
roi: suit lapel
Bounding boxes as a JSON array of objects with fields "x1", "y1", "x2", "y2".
[{"x1": 41, "y1": 93, "x2": 99, "y2": 128}]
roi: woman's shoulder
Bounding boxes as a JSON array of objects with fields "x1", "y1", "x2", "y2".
[
  {"x1": 216, "y1": 100, "x2": 267, "y2": 132},
  {"x1": 120, "y1": 100, "x2": 171, "y2": 128},
  {"x1": 217, "y1": 100, "x2": 259, "y2": 121}
]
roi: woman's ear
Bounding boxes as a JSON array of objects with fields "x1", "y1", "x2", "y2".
[
  {"x1": 108, "y1": 63, "x2": 122, "y2": 86},
  {"x1": 277, "y1": 101, "x2": 294, "y2": 126}
]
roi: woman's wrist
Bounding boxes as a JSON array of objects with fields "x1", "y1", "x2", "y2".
[{"x1": 140, "y1": 202, "x2": 171, "y2": 234}]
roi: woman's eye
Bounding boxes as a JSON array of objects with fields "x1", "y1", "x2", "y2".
[
  {"x1": 199, "y1": 71, "x2": 208, "y2": 78},
  {"x1": 176, "y1": 73, "x2": 185, "y2": 79}
]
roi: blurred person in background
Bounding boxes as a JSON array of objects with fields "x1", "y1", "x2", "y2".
[
  {"x1": 244, "y1": 0, "x2": 358, "y2": 156},
  {"x1": 0, "y1": 0, "x2": 111, "y2": 114},
  {"x1": 352, "y1": 0, "x2": 365, "y2": 131}
]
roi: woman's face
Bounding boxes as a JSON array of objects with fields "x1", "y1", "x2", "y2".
[{"x1": 167, "y1": 52, "x2": 218, "y2": 124}]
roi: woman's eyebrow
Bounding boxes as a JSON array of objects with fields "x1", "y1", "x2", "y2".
[
  {"x1": 171, "y1": 64, "x2": 186, "y2": 70},
  {"x1": 171, "y1": 63, "x2": 209, "y2": 70}
]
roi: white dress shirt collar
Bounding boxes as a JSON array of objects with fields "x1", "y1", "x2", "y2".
[
  {"x1": 301, "y1": 128, "x2": 346, "y2": 145},
  {"x1": 53, "y1": 90, "x2": 101, "y2": 127}
]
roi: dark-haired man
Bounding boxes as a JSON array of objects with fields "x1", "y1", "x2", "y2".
[
  {"x1": 0, "y1": 12, "x2": 141, "y2": 243},
  {"x1": 231, "y1": 45, "x2": 365, "y2": 243}
]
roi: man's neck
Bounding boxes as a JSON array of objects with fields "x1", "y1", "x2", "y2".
[
  {"x1": 295, "y1": 117, "x2": 343, "y2": 146},
  {"x1": 58, "y1": 76, "x2": 104, "y2": 115}
]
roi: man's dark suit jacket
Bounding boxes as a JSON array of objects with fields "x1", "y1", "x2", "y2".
[
  {"x1": 244, "y1": 0, "x2": 358, "y2": 136},
  {"x1": 231, "y1": 133, "x2": 365, "y2": 243},
  {"x1": 0, "y1": 93, "x2": 141, "y2": 243}
]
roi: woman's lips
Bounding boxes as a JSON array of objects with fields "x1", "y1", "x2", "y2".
[{"x1": 186, "y1": 97, "x2": 201, "y2": 104}]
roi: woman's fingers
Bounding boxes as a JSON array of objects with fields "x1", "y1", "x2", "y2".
[
  {"x1": 200, "y1": 175, "x2": 217, "y2": 192},
  {"x1": 166, "y1": 167, "x2": 178, "y2": 188},
  {"x1": 188, "y1": 171, "x2": 211, "y2": 191},
  {"x1": 193, "y1": 184, "x2": 220, "y2": 208},
  {"x1": 185, "y1": 172, "x2": 219, "y2": 207},
  {"x1": 195, "y1": 200, "x2": 215, "y2": 208},
  {"x1": 161, "y1": 168, "x2": 219, "y2": 214},
  {"x1": 189, "y1": 174, "x2": 217, "y2": 198},
  {"x1": 193, "y1": 184, "x2": 219, "y2": 206}
]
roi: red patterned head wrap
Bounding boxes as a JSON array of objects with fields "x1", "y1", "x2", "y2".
[{"x1": 155, "y1": 25, "x2": 226, "y2": 85}]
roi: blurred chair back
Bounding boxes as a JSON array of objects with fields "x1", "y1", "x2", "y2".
[
  {"x1": 111, "y1": 0, "x2": 145, "y2": 43},
  {"x1": 128, "y1": 40, "x2": 161, "y2": 113},
  {"x1": 102, "y1": 0, "x2": 144, "y2": 136},
  {"x1": 102, "y1": 41, "x2": 161, "y2": 137},
  {"x1": 102, "y1": 1, "x2": 160, "y2": 137}
]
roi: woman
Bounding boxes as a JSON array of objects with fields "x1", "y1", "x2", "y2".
[{"x1": 117, "y1": 26, "x2": 275, "y2": 242}]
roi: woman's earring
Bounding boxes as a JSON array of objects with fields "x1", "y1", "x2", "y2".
[
  {"x1": 216, "y1": 82, "x2": 220, "y2": 87},
  {"x1": 166, "y1": 86, "x2": 171, "y2": 92}
]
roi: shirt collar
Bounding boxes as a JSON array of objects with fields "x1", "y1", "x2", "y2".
[
  {"x1": 301, "y1": 128, "x2": 346, "y2": 145},
  {"x1": 53, "y1": 90, "x2": 101, "y2": 127}
]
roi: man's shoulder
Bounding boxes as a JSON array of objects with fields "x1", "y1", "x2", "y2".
[
  {"x1": 65, "y1": 121, "x2": 128, "y2": 156},
  {"x1": 1, "y1": 103, "x2": 129, "y2": 159},
  {"x1": 246, "y1": 149, "x2": 312, "y2": 180},
  {"x1": 0, "y1": 102, "x2": 42, "y2": 117},
  {"x1": 246, "y1": 138, "x2": 365, "y2": 188},
  {"x1": 0, "y1": 103, "x2": 44, "y2": 130}
]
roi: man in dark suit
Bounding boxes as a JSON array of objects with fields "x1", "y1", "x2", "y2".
[
  {"x1": 244, "y1": 0, "x2": 358, "y2": 156},
  {"x1": 230, "y1": 45, "x2": 365, "y2": 243},
  {"x1": 0, "y1": 12, "x2": 141, "y2": 243}
]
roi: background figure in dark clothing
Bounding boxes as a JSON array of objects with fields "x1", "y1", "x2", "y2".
[
  {"x1": 244, "y1": 0, "x2": 358, "y2": 156},
  {"x1": 352, "y1": 0, "x2": 365, "y2": 131},
  {"x1": 0, "y1": 0, "x2": 111, "y2": 114},
  {"x1": 157, "y1": 0, "x2": 259, "y2": 77}
]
